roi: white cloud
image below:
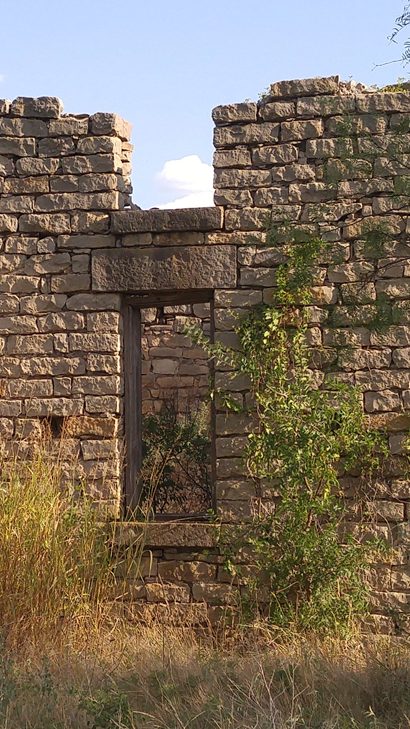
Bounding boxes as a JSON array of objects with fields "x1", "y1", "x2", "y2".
[{"x1": 155, "y1": 154, "x2": 213, "y2": 209}]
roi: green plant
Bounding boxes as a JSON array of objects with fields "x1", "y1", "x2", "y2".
[
  {"x1": 188, "y1": 233, "x2": 391, "y2": 635},
  {"x1": 139, "y1": 399, "x2": 212, "y2": 515}
]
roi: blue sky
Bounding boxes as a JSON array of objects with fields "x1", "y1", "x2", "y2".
[{"x1": 0, "y1": 0, "x2": 406, "y2": 208}]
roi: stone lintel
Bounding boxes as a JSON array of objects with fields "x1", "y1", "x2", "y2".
[
  {"x1": 111, "y1": 207, "x2": 223, "y2": 234},
  {"x1": 92, "y1": 244, "x2": 236, "y2": 291},
  {"x1": 113, "y1": 522, "x2": 221, "y2": 548}
]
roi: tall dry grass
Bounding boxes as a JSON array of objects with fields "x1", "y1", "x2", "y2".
[
  {"x1": 0, "y1": 628, "x2": 408, "y2": 728},
  {"x1": 0, "y1": 440, "x2": 136, "y2": 647},
  {"x1": 0, "y1": 440, "x2": 408, "y2": 727}
]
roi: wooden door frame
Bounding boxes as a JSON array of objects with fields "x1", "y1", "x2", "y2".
[{"x1": 122, "y1": 289, "x2": 215, "y2": 518}]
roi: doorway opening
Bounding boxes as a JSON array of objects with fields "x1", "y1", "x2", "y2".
[{"x1": 123, "y1": 290, "x2": 215, "y2": 519}]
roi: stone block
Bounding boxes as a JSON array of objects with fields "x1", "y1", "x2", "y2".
[
  {"x1": 111, "y1": 207, "x2": 223, "y2": 233},
  {"x1": 10, "y1": 96, "x2": 63, "y2": 118},
  {"x1": 61, "y1": 154, "x2": 122, "y2": 175},
  {"x1": 64, "y1": 415, "x2": 117, "y2": 437},
  {"x1": 66, "y1": 293, "x2": 121, "y2": 311},
  {"x1": 4, "y1": 176, "x2": 49, "y2": 194},
  {"x1": 296, "y1": 95, "x2": 355, "y2": 116},
  {"x1": 68, "y1": 332, "x2": 120, "y2": 353},
  {"x1": 158, "y1": 560, "x2": 216, "y2": 582},
  {"x1": 92, "y1": 245, "x2": 236, "y2": 291},
  {"x1": 50, "y1": 274, "x2": 90, "y2": 293},
  {"x1": 364, "y1": 390, "x2": 401, "y2": 413},
  {"x1": 281, "y1": 119, "x2": 324, "y2": 141},
  {"x1": 72, "y1": 375, "x2": 120, "y2": 395},
  {"x1": 16, "y1": 157, "x2": 60, "y2": 176},
  {"x1": 90, "y1": 113, "x2": 132, "y2": 140},
  {"x1": 214, "y1": 122, "x2": 279, "y2": 147},
  {"x1": 264, "y1": 76, "x2": 339, "y2": 100},
  {"x1": 85, "y1": 395, "x2": 120, "y2": 414},
  {"x1": 213, "y1": 149, "x2": 252, "y2": 167},
  {"x1": 192, "y1": 582, "x2": 238, "y2": 605},
  {"x1": 258, "y1": 101, "x2": 296, "y2": 120},
  {"x1": 25, "y1": 398, "x2": 83, "y2": 417},
  {"x1": 19, "y1": 214, "x2": 71, "y2": 234},
  {"x1": 356, "y1": 93, "x2": 410, "y2": 113},
  {"x1": 0, "y1": 118, "x2": 49, "y2": 136},
  {"x1": 0, "y1": 137, "x2": 36, "y2": 156},
  {"x1": 77, "y1": 136, "x2": 122, "y2": 155},
  {"x1": 252, "y1": 144, "x2": 298, "y2": 165},
  {"x1": 214, "y1": 189, "x2": 253, "y2": 207},
  {"x1": 38, "y1": 137, "x2": 75, "y2": 157},
  {"x1": 212, "y1": 102, "x2": 257, "y2": 125},
  {"x1": 34, "y1": 192, "x2": 120, "y2": 212},
  {"x1": 306, "y1": 138, "x2": 354, "y2": 158},
  {"x1": 48, "y1": 117, "x2": 89, "y2": 136},
  {"x1": 214, "y1": 168, "x2": 271, "y2": 188},
  {"x1": 0, "y1": 215, "x2": 18, "y2": 232}
]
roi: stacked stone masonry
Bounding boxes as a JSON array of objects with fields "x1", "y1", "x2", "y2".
[{"x1": 0, "y1": 79, "x2": 409, "y2": 634}]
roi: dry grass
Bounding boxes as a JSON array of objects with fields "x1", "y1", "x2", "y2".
[
  {"x1": 0, "y1": 441, "x2": 408, "y2": 727},
  {"x1": 0, "y1": 628, "x2": 408, "y2": 728}
]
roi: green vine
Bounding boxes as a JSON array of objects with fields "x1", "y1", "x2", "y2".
[{"x1": 187, "y1": 233, "x2": 393, "y2": 636}]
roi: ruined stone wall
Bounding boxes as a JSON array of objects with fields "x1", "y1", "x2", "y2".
[{"x1": 0, "y1": 79, "x2": 409, "y2": 633}]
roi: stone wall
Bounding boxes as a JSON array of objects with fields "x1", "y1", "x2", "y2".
[{"x1": 0, "y1": 79, "x2": 409, "y2": 633}]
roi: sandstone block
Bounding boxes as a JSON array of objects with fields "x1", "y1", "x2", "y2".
[
  {"x1": 50, "y1": 274, "x2": 90, "y2": 293},
  {"x1": 0, "y1": 215, "x2": 18, "y2": 232},
  {"x1": 7, "y1": 333, "x2": 53, "y2": 354},
  {"x1": 5, "y1": 379, "x2": 53, "y2": 398},
  {"x1": 0, "y1": 196, "x2": 34, "y2": 214},
  {"x1": 85, "y1": 395, "x2": 120, "y2": 413},
  {"x1": 69, "y1": 332, "x2": 120, "y2": 353},
  {"x1": 38, "y1": 312, "x2": 85, "y2": 332},
  {"x1": 214, "y1": 289, "x2": 262, "y2": 308},
  {"x1": 306, "y1": 138, "x2": 353, "y2": 158},
  {"x1": 214, "y1": 168, "x2": 271, "y2": 188},
  {"x1": 0, "y1": 100, "x2": 10, "y2": 114},
  {"x1": 0, "y1": 315, "x2": 38, "y2": 334},
  {"x1": 64, "y1": 415, "x2": 117, "y2": 437},
  {"x1": 328, "y1": 261, "x2": 374, "y2": 282},
  {"x1": 370, "y1": 327, "x2": 410, "y2": 347},
  {"x1": 4, "y1": 176, "x2": 49, "y2": 194},
  {"x1": 61, "y1": 154, "x2": 122, "y2": 175},
  {"x1": 0, "y1": 137, "x2": 36, "y2": 156},
  {"x1": 392, "y1": 348, "x2": 410, "y2": 367},
  {"x1": 375, "y1": 278, "x2": 410, "y2": 298},
  {"x1": 24, "y1": 252, "x2": 70, "y2": 275},
  {"x1": 90, "y1": 113, "x2": 131, "y2": 140},
  {"x1": 158, "y1": 560, "x2": 216, "y2": 582},
  {"x1": 72, "y1": 375, "x2": 120, "y2": 395},
  {"x1": 48, "y1": 117, "x2": 89, "y2": 136},
  {"x1": 288, "y1": 182, "x2": 336, "y2": 203},
  {"x1": 70, "y1": 212, "x2": 110, "y2": 233},
  {"x1": 111, "y1": 207, "x2": 223, "y2": 233},
  {"x1": 10, "y1": 96, "x2": 63, "y2": 118},
  {"x1": 34, "y1": 192, "x2": 120, "y2": 212},
  {"x1": 0, "y1": 118, "x2": 49, "y2": 137},
  {"x1": 25, "y1": 398, "x2": 83, "y2": 417},
  {"x1": 192, "y1": 582, "x2": 237, "y2": 605},
  {"x1": 258, "y1": 101, "x2": 296, "y2": 120},
  {"x1": 92, "y1": 245, "x2": 236, "y2": 291},
  {"x1": 356, "y1": 93, "x2": 410, "y2": 113},
  {"x1": 38, "y1": 137, "x2": 75, "y2": 157},
  {"x1": 213, "y1": 122, "x2": 279, "y2": 147},
  {"x1": 296, "y1": 95, "x2": 355, "y2": 116},
  {"x1": 66, "y1": 293, "x2": 121, "y2": 311},
  {"x1": 19, "y1": 213, "x2": 71, "y2": 234},
  {"x1": 212, "y1": 102, "x2": 257, "y2": 125},
  {"x1": 214, "y1": 188, "x2": 253, "y2": 207},
  {"x1": 77, "y1": 136, "x2": 122, "y2": 155},
  {"x1": 213, "y1": 148, "x2": 252, "y2": 167},
  {"x1": 0, "y1": 275, "x2": 39, "y2": 293},
  {"x1": 252, "y1": 144, "x2": 298, "y2": 165},
  {"x1": 216, "y1": 413, "x2": 254, "y2": 435},
  {"x1": 253, "y1": 187, "x2": 289, "y2": 206},
  {"x1": 281, "y1": 119, "x2": 323, "y2": 141},
  {"x1": 81, "y1": 439, "x2": 118, "y2": 460},
  {"x1": 364, "y1": 390, "x2": 401, "y2": 413},
  {"x1": 271, "y1": 163, "x2": 316, "y2": 181},
  {"x1": 0, "y1": 400, "x2": 22, "y2": 417},
  {"x1": 16, "y1": 157, "x2": 60, "y2": 176},
  {"x1": 264, "y1": 76, "x2": 339, "y2": 100},
  {"x1": 355, "y1": 370, "x2": 410, "y2": 391}
]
